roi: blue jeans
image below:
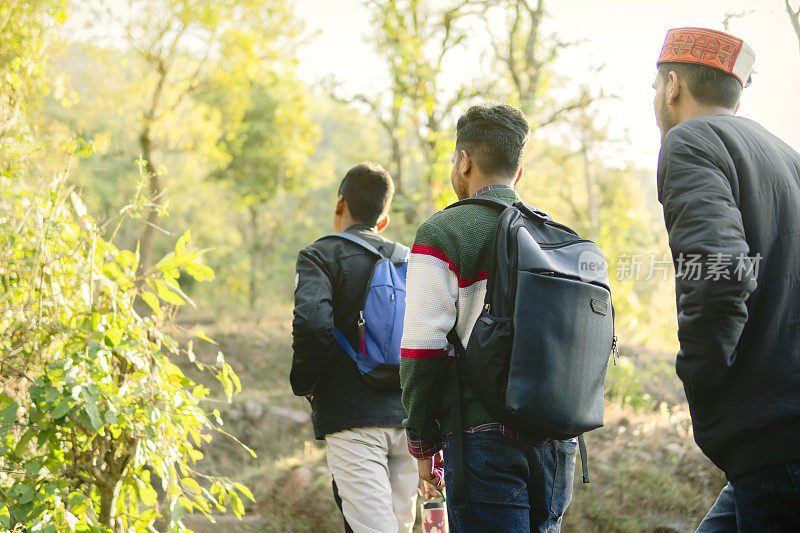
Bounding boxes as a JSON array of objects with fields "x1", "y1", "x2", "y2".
[
  {"x1": 696, "y1": 462, "x2": 800, "y2": 532},
  {"x1": 442, "y1": 432, "x2": 576, "y2": 533},
  {"x1": 696, "y1": 484, "x2": 737, "y2": 533}
]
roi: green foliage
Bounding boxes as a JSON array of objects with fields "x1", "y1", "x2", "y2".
[
  {"x1": 217, "y1": 73, "x2": 319, "y2": 207},
  {"x1": 0, "y1": 0, "x2": 69, "y2": 165},
  {"x1": 0, "y1": 172, "x2": 251, "y2": 530}
]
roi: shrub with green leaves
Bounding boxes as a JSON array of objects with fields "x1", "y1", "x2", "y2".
[{"x1": 0, "y1": 173, "x2": 252, "y2": 531}]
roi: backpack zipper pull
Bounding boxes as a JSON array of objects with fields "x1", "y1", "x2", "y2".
[
  {"x1": 611, "y1": 336, "x2": 619, "y2": 365},
  {"x1": 358, "y1": 311, "x2": 366, "y2": 357}
]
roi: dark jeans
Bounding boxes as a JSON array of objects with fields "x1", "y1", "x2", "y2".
[
  {"x1": 331, "y1": 478, "x2": 354, "y2": 533},
  {"x1": 696, "y1": 484, "x2": 737, "y2": 533},
  {"x1": 696, "y1": 462, "x2": 800, "y2": 532},
  {"x1": 442, "y1": 432, "x2": 576, "y2": 533}
]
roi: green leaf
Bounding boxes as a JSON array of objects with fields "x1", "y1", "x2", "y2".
[
  {"x1": 195, "y1": 330, "x2": 217, "y2": 344},
  {"x1": 138, "y1": 484, "x2": 158, "y2": 507},
  {"x1": 0, "y1": 401, "x2": 18, "y2": 434},
  {"x1": 176, "y1": 230, "x2": 191, "y2": 253},
  {"x1": 155, "y1": 279, "x2": 186, "y2": 306},
  {"x1": 233, "y1": 482, "x2": 254, "y2": 502},
  {"x1": 52, "y1": 396, "x2": 72, "y2": 419},
  {"x1": 0, "y1": 505, "x2": 10, "y2": 528},
  {"x1": 67, "y1": 492, "x2": 89, "y2": 514},
  {"x1": 186, "y1": 261, "x2": 214, "y2": 281},
  {"x1": 9, "y1": 484, "x2": 33, "y2": 504},
  {"x1": 182, "y1": 477, "x2": 201, "y2": 496},
  {"x1": 231, "y1": 491, "x2": 244, "y2": 517},
  {"x1": 82, "y1": 390, "x2": 102, "y2": 432},
  {"x1": 141, "y1": 291, "x2": 160, "y2": 314},
  {"x1": 105, "y1": 327, "x2": 123, "y2": 347},
  {"x1": 25, "y1": 461, "x2": 41, "y2": 476}
]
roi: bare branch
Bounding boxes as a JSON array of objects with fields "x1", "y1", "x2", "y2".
[{"x1": 787, "y1": 0, "x2": 800, "y2": 54}]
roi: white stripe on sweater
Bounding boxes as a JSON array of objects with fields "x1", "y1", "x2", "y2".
[{"x1": 401, "y1": 252, "x2": 487, "y2": 353}]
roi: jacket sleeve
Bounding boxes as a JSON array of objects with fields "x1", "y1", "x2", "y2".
[
  {"x1": 400, "y1": 221, "x2": 457, "y2": 458},
  {"x1": 290, "y1": 247, "x2": 336, "y2": 396},
  {"x1": 657, "y1": 128, "x2": 758, "y2": 403}
]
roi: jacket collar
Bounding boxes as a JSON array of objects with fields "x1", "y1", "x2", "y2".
[{"x1": 344, "y1": 224, "x2": 376, "y2": 234}]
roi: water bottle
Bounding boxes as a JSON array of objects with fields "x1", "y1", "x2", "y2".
[{"x1": 421, "y1": 499, "x2": 448, "y2": 533}]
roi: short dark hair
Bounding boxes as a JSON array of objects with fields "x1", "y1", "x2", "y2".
[
  {"x1": 658, "y1": 62, "x2": 742, "y2": 109},
  {"x1": 338, "y1": 162, "x2": 394, "y2": 226},
  {"x1": 455, "y1": 104, "x2": 531, "y2": 178}
]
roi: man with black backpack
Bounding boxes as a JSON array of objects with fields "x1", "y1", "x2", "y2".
[
  {"x1": 401, "y1": 104, "x2": 602, "y2": 532},
  {"x1": 291, "y1": 162, "x2": 418, "y2": 532}
]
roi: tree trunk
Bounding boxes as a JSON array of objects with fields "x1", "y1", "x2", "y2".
[
  {"x1": 390, "y1": 131, "x2": 403, "y2": 195},
  {"x1": 98, "y1": 478, "x2": 123, "y2": 531},
  {"x1": 248, "y1": 205, "x2": 261, "y2": 314},
  {"x1": 136, "y1": 126, "x2": 163, "y2": 278},
  {"x1": 136, "y1": 62, "x2": 169, "y2": 278},
  {"x1": 581, "y1": 132, "x2": 598, "y2": 233}
]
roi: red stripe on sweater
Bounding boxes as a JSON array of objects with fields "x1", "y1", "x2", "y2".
[
  {"x1": 401, "y1": 348, "x2": 448, "y2": 359},
  {"x1": 410, "y1": 244, "x2": 488, "y2": 288},
  {"x1": 458, "y1": 270, "x2": 487, "y2": 288},
  {"x1": 411, "y1": 244, "x2": 458, "y2": 275}
]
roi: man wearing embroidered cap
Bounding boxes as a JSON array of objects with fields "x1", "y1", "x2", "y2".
[{"x1": 653, "y1": 27, "x2": 800, "y2": 531}]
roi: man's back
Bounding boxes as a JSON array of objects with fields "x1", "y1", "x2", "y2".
[
  {"x1": 291, "y1": 225, "x2": 407, "y2": 440},
  {"x1": 657, "y1": 115, "x2": 800, "y2": 479},
  {"x1": 400, "y1": 186, "x2": 519, "y2": 445}
]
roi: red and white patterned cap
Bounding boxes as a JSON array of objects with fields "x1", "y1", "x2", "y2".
[{"x1": 657, "y1": 27, "x2": 755, "y2": 87}]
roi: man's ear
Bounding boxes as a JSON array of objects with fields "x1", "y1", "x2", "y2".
[
  {"x1": 335, "y1": 195, "x2": 346, "y2": 216},
  {"x1": 514, "y1": 166, "x2": 524, "y2": 187},
  {"x1": 666, "y1": 71, "x2": 681, "y2": 105},
  {"x1": 459, "y1": 149, "x2": 472, "y2": 176},
  {"x1": 376, "y1": 214, "x2": 390, "y2": 233}
]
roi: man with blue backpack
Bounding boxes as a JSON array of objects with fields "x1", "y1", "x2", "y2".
[{"x1": 291, "y1": 162, "x2": 418, "y2": 532}]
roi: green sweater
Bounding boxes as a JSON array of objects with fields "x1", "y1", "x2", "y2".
[{"x1": 399, "y1": 187, "x2": 520, "y2": 457}]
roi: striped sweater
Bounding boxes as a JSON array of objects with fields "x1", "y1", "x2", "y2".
[{"x1": 399, "y1": 187, "x2": 520, "y2": 458}]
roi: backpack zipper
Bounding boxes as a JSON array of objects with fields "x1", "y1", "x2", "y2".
[{"x1": 539, "y1": 239, "x2": 594, "y2": 249}]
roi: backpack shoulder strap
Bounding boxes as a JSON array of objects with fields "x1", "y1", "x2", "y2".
[
  {"x1": 446, "y1": 197, "x2": 553, "y2": 225},
  {"x1": 322, "y1": 233, "x2": 410, "y2": 265},
  {"x1": 445, "y1": 196, "x2": 511, "y2": 211},
  {"x1": 389, "y1": 243, "x2": 410, "y2": 265}
]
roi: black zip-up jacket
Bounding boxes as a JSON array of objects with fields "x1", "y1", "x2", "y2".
[
  {"x1": 657, "y1": 115, "x2": 800, "y2": 480},
  {"x1": 291, "y1": 225, "x2": 407, "y2": 440}
]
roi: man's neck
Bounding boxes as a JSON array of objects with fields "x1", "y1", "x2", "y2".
[
  {"x1": 678, "y1": 103, "x2": 735, "y2": 124},
  {"x1": 345, "y1": 222, "x2": 374, "y2": 232},
  {"x1": 467, "y1": 179, "x2": 515, "y2": 198}
]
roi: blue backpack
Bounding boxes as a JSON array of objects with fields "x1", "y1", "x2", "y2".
[{"x1": 324, "y1": 233, "x2": 409, "y2": 390}]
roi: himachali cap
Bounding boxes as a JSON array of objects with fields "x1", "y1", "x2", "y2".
[{"x1": 657, "y1": 27, "x2": 755, "y2": 87}]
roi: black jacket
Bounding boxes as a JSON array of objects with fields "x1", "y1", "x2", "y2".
[
  {"x1": 657, "y1": 115, "x2": 800, "y2": 479},
  {"x1": 291, "y1": 225, "x2": 407, "y2": 439}
]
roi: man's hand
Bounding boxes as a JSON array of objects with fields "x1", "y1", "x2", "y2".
[
  {"x1": 418, "y1": 478, "x2": 444, "y2": 501},
  {"x1": 417, "y1": 451, "x2": 444, "y2": 493}
]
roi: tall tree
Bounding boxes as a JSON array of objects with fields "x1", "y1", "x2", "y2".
[
  {"x1": 216, "y1": 75, "x2": 318, "y2": 312},
  {"x1": 84, "y1": 0, "x2": 299, "y2": 276},
  {"x1": 480, "y1": 0, "x2": 599, "y2": 127},
  {"x1": 364, "y1": 0, "x2": 487, "y2": 212}
]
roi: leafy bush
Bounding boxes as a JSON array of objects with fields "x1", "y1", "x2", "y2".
[{"x1": 0, "y1": 172, "x2": 252, "y2": 531}]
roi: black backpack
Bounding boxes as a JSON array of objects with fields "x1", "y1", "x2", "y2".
[{"x1": 447, "y1": 196, "x2": 616, "y2": 508}]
